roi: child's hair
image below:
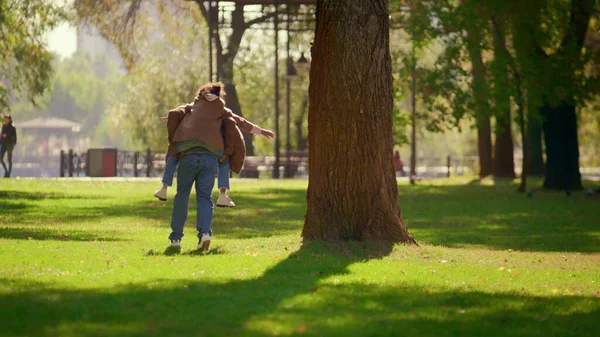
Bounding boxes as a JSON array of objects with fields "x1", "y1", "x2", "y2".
[{"x1": 196, "y1": 82, "x2": 226, "y2": 100}]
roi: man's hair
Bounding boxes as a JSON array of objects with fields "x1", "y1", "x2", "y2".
[
  {"x1": 196, "y1": 82, "x2": 226, "y2": 100},
  {"x1": 3, "y1": 115, "x2": 12, "y2": 123}
]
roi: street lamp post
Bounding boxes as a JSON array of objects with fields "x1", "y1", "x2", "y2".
[
  {"x1": 272, "y1": 3, "x2": 281, "y2": 179},
  {"x1": 284, "y1": 5, "x2": 297, "y2": 179}
]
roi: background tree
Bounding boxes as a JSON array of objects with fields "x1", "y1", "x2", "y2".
[
  {"x1": 74, "y1": 0, "x2": 290, "y2": 155},
  {"x1": 0, "y1": 0, "x2": 66, "y2": 112},
  {"x1": 303, "y1": 0, "x2": 415, "y2": 243},
  {"x1": 408, "y1": 0, "x2": 600, "y2": 189},
  {"x1": 408, "y1": 0, "x2": 497, "y2": 178}
]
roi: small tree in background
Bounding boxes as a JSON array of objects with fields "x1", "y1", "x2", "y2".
[{"x1": 0, "y1": 0, "x2": 66, "y2": 112}]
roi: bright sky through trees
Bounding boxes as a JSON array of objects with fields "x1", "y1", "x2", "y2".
[{"x1": 46, "y1": 23, "x2": 77, "y2": 58}]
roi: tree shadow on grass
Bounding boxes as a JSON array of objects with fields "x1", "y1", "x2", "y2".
[
  {"x1": 1, "y1": 197, "x2": 171, "y2": 226},
  {"x1": 0, "y1": 191, "x2": 107, "y2": 201},
  {"x1": 0, "y1": 241, "x2": 598, "y2": 337},
  {"x1": 400, "y1": 183, "x2": 600, "y2": 253},
  {"x1": 0, "y1": 187, "x2": 306, "y2": 241},
  {"x1": 3, "y1": 181, "x2": 599, "y2": 252},
  {"x1": 210, "y1": 188, "x2": 306, "y2": 239},
  {"x1": 0, "y1": 227, "x2": 124, "y2": 242}
]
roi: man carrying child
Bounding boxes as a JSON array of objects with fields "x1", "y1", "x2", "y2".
[{"x1": 164, "y1": 83, "x2": 275, "y2": 252}]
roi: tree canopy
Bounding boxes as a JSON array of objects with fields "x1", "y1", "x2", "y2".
[{"x1": 0, "y1": 0, "x2": 66, "y2": 112}]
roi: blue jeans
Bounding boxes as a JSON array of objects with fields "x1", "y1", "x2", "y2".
[
  {"x1": 169, "y1": 153, "x2": 218, "y2": 241},
  {"x1": 0, "y1": 145, "x2": 13, "y2": 177},
  {"x1": 162, "y1": 155, "x2": 179, "y2": 187},
  {"x1": 218, "y1": 159, "x2": 231, "y2": 190},
  {"x1": 162, "y1": 154, "x2": 230, "y2": 190}
]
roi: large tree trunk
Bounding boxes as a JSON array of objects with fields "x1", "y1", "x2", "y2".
[
  {"x1": 303, "y1": 0, "x2": 415, "y2": 243},
  {"x1": 526, "y1": 116, "x2": 544, "y2": 176},
  {"x1": 477, "y1": 116, "x2": 494, "y2": 177},
  {"x1": 539, "y1": 0, "x2": 589, "y2": 190},
  {"x1": 490, "y1": 21, "x2": 515, "y2": 179},
  {"x1": 542, "y1": 104, "x2": 582, "y2": 190},
  {"x1": 493, "y1": 113, "x2": 516, "y2": 178},
  {"x1": 466, "y1": 28, "x2": 493, "y2": 177}
]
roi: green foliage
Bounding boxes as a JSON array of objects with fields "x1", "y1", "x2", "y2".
[
  {"x1": 406, "y1": 0, "x2": 600, "y2": 127},
  {"x1": 105, "y1": 3, "x2": 208, "y2": 151},
  {"x1": 0, "y1": 178, "x2": 599, "y2": 336},
  {"x1": 0, "y1": 0, "x2": 67, "y2": 112}
]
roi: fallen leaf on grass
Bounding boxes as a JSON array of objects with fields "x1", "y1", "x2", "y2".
[{"x1": 295, "y1": 324, "x2": 307, "y2": 333}]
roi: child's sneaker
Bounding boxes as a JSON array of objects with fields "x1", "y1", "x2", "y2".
[
  {"x1": 216, "y1": 193, "x2": 235, "y2": 207},
  {"x1": 154, "y1": 186, "x2": 167, "y2": 201}
]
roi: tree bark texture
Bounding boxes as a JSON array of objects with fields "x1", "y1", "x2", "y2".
[
  {"x1": 477, "y1": 116, "x2": 494, "y2": 177},
  {"x1": 303, "y1": 0, "x2": 415, "y2": 243},
  {"x1": 493, "y1": 112, "x2": 516, "y2": 178}
]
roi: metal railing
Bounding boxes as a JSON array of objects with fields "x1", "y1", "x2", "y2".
[
  {"x1": 59, "y1": 149, "x2": 166, "y2": 178},
  {"x1": 56, "y1": 151, "x2": 599, "y2": 180}
]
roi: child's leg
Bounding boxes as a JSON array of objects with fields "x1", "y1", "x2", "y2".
[
  {"x1": 162, "y1": 155, "x2": 179, "y2": 187},
  {"x1": 217, "y1": 159, "x2": 231, "y2": 193}
]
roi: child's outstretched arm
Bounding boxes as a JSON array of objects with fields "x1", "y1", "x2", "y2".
[{"x1": 224, "y1": 108, "x2": 276, "y2": 139}]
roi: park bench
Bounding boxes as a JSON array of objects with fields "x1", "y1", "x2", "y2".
[{"x1": 240, "y1": 152, "x2": 309, "y2": 178}]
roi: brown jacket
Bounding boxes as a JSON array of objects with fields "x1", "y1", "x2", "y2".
[
  {"x1": 221, "y1": 117, "x2": 246, "y2": 174},
  {"x1": 166, "y1": 105, "x2": 189, "y2": 157},
  {"x1": 171, "y1": 95, "x2": 255, "y2": 152}
]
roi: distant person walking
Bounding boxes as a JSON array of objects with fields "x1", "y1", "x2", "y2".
[
  {"x1": 1, "y1": 115, "x2": 17, "y2": 178},
  {"x1": 394, "y1": 150, "x2": 406, "y2": 177}
]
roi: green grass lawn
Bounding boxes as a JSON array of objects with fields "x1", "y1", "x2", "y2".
[{"x1": 0, "y1": 177, "x2": 599, "y2": 337}]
